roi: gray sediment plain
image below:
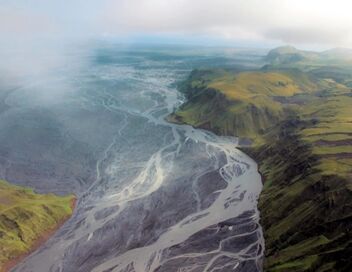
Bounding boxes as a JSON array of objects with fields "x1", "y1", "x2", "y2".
[{"x1": 1, "y1": 47, "x2": 264, "y2": 272}]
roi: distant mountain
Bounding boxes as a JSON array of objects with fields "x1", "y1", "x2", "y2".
[
  {"x1": 266, "y1": 45, "x2": 352, "y2": 65},
  {"x1": 321, "y1": 47, "x2": 352, "y2": 59},
  {"x1": 266, "y1": 46, "x2": 319, "y2": 64}
]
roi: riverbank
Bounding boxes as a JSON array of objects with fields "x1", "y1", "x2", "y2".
[
  {"x1": 0, "y1": 180, "x2": 76, "y2": 272},
  {"x1": 171, "y1": 67, "x2": 352, "y2": 271}
]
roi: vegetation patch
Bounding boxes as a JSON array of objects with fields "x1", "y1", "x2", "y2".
[
  {"x1": 0, "y1": 180, "x2": 75, "y2": 272},
  {"x1": 171, "y1": 58, "x2": 352, "y2": 271}
]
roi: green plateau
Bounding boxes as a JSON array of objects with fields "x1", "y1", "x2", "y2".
[
  {"x1": 169, "y1": 47, "x2": 352, "y2": 271},
  {"x1": 0, "y1": 180, "x2": 75, "y2": 271}
]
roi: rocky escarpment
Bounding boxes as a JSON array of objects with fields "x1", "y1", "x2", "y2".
[{"x1": 245, "y1": 119, "x2": 352, "y2": 271}]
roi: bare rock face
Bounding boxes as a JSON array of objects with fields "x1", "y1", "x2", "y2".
[{"x1": 4, "y1": 47, "x2": 264, "y2": 272}]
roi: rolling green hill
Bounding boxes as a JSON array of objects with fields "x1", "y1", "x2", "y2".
[
  {"x1": 0, "y1": 180, "x2": 75, "y2": 271},
  {"x1": 169, "y1": 68, "x2": 321, "y2": 144},
  {"x1": 170, "y1": 64, "x2": 352, "y2": 271}
]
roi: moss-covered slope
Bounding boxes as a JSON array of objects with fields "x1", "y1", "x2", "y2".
[
  {"x1": 0, "y1": 180, "x2": 75, "y2": 271},
  {"x1": 170, "y1": 68, "x2": 320, "y2": 144},
  {"x1": 248, "y1": 120, "x2": 352, "y2": 271},
  {"x1": 171, "y1": 66, "x2": 352, "y2": 271}
]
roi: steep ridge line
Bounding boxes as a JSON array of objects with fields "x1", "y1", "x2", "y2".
[{"x1": 171, "y1": 66, "x2": 352, "y2": 271}]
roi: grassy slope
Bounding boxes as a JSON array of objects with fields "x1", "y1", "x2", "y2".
[
  {"x1": 170, "y1": 68, "x2": 319, "y2": 143},
  {"x1": 171, "y1": 67, "x2": 352, "y2": 271},
  {"x1": 0, "y1": 180, "x2": 75, "y2": 271}
]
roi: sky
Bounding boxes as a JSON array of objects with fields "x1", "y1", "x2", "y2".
[
  {"x1": 1, "y1": 0, "x2": 352, "y2": 49},
  {"x1": 1, "y1": 0, "x2": 352, "y2": 89}
]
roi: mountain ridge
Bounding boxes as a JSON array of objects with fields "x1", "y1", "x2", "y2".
[
  {"x1": 170, "y1": 64, "x2": 352, "y2": 271},
  {"x1": 266, "y1": 45, "x2": 352, "y2": 65}
]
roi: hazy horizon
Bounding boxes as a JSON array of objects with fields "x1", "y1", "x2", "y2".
[
  {"x1": 1, "y1": 0, "x2": 352, "y2": 49},
  {"x1": 0, "y1": 0, "x2": 350, "y2": 112},
  {"x1": 2, "y1": 0, "x2": 351, "y2": 101}
]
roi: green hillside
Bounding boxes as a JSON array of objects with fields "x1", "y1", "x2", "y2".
[
  {"x1": 170, "y1": 64, "x2": 352, "y2": 271},
  {"x1": 0, "y1": 180, "x2": 75, "y2": 271},
  {"x1": 170, "y1": 68, "x2": 321, "y2": 144}
]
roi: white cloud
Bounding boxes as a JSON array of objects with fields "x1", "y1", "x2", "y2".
[
  {"x1": 1, "y1": 0, "x2": 351, "y2": 104},
  {"x1": 1, "y1": 0, "x2": 352, "y2": 48},
  {"x1": 1, "y1": 0, "x2": 352, "y2": 56},
  {"x1": 0, "y1": 7, "x2": 55, "y2": 35},
  {"x1": 101, "y1": 0, "x2": 352, "y2": 48}
]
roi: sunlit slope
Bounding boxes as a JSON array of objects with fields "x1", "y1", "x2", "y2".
[
  {"x1": 0, "y1": 180, "x2": 75, "y2": 271},
  {"x1": 171, "y1": 68, "x2": 320, "y2": 144},
  {"x1": 171, "y1": 67, "x2": 352, "y2": 271}
]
